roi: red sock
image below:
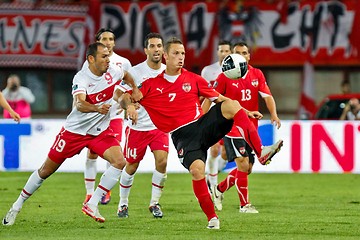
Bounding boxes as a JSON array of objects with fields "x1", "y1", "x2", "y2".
[
  {"x1": 235, "y1": 170, "x2": 249, "y2": 206},
  {"x1": 218, "y1": 168, "x2": 237, "y2": 192},
  {"x1": 233, "y1": 109, "x2": 262, "y2": 157},
  {"x1": 192, "y1": 178, "x2": 217, "y2": 221}
]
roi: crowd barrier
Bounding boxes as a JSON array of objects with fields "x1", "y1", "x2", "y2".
[{"x1": 0, "y1": 119, "x2": 359, "y2": 173}]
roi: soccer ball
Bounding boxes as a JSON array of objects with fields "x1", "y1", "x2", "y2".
[{"x1": 221, "y1": 54, "x2": 248, "y2": 79}]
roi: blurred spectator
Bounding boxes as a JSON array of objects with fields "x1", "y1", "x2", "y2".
[
  {"x1": 2, "y1": 74, "x2": 35, "y2": 119},
  {"x1": 340, "y1": 80, "x2": 351, "y2": 94},
  {"x1": 339, "y1": 98, "x2": 360, "y2": 120}
]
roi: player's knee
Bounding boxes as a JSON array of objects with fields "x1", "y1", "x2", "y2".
[
  {"x1": 110, "y1": 157, "x2": 126, "y2": 169},
  {"x1": 125, "y1": 162, "x2": 138, "y2": 175},
  {"x1": 38, "y1": 166, "x2": 53, "y2": 179},
  {"x1": 221, "y1": 99, "x2": 241, "y2": 118},
  {"x1": 210, "y1": 147, "x2": 219, "y2": 157},
  {"x1": 236, "y1": 157, "x2": 250, "y2": 171},
  {"x1": 88, "y1": 153, "x2": 98, "y2": 159},
  {"x1": 156, "y1": 159, "x2": 167, "y2": 172},
  {"x1": 189, "y1": 161, "x2": 205, "y2": 180}
]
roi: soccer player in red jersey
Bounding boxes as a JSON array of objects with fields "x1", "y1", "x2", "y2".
[
  {"x1": 204, "y1": 41, "x2": 281, "y2": 213},
  {"x1": 2, "y1": 42, "x2": 140, "y2": 226},
  {"x1": 116, "y1": 37, "x2": 283, "y2": 230}
]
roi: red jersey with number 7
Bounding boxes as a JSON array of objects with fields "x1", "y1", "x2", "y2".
[{"x1": 138, "y1": 68, "x2": 219, "y2": 133}]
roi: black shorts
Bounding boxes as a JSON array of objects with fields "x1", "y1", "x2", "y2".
[
  {"x1": 223, "y1": 137, "x2": 255, "y2": 164},
  {"x1": 171, "y1": 102, "x2": 233, "y2": 170}
]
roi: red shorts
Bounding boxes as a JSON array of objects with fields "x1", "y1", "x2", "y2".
[
  {"x1": 48, "y1": 127, "x2": 120, "y2": 164},
  {"x1": 109, "y1": 118, "x2": 123, "y2": 142},
  {"x1": 123, "y1": 127, "x2": 169, "y2": 163},
  {"x1": 89, "y1": 118, "x2": 123, "y2": 155}
]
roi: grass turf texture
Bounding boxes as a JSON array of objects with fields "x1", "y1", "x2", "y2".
[{"x1": 0, "y1": 172, "x2": 359, "y2": 240}]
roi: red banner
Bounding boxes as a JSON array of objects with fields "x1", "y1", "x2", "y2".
[
  {"x1": 99, "y1": 0, "x2": 360, "y2": 69},
  {"x1": 0, "y1": 1, "x2": 359, "y2": 70},
  {"x1": 97, "y1": 1, "x2": 219, "y2": 72},
  {"x1": 0, "y1": 3, "x2": 88, "y2": 69}
]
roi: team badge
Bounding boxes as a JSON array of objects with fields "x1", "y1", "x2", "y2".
[
  {"x1": 251, "y1": 79, "x2": 258, "y2": 87},
  {"x1": 178, "y1": 148, "x2": 184, "y2": 164},
  {"x1": 178, "y1": 148, "x2": 184, "y2": 157},
  {"x1": 182, "y1": 83, "x2": 191, "y2": 92},
  {"x1": 72, "y1": 84, "x2": 78, "y2": 91},
  {"x1": 239, "y1": 147, "x2": 246, "y2": 155}
]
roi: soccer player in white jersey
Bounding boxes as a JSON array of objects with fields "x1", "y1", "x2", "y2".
[
  {"x1": 83, "y1": 28, "x2": 132, "y2": 205},
  {"x1": 2, "y1": 42, "x2": 140, "y2": 226},
  {"x1": 117, "y1": 33, "x2": 168, "y2": 219},
  {"x1": 200, "y1": 40, "x2": 232, "y2": 192}
]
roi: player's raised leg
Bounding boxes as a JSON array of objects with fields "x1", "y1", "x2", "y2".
[{"x1": 220, "y1": 99, "x2": 283, "y2": 164}]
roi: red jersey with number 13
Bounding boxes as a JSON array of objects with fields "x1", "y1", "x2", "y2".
[
  {"x1": 214, "y1": 64, "x2": 272, "y2": 137},
  {"x1": 139, "y1": 68, "x2": 219, "y2": 133}
]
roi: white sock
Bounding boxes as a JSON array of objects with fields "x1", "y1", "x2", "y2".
[
  {"x1": 13, "y1": 170, "x2": 44, "y2": 211},
  {"x1": 217, "y1": 156, "x2": 228, "y2": 172},
  {"x1": 88, "y1": 166, "x2": 122, "y2": 206},
  {"x1": 150, "y1": 170, "x2": 167, "y2": 205},
  {"x1": 119, "y1": 169, "x2": 134, "y2": 207},
  {"x1": 84, "y1": 158, "x2": 97, "y2": 195},
  {"x1": 207, "y1": 155, "x2": 218, "y2": 186}
]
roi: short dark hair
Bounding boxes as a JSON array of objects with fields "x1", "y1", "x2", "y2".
[
  {"x1": 233, "y1": 41, "x2": 248, "y2": 48},
  {"x1": 95, "y1": 28, "x2": 115, "y2": 41},
  {"x1": 144, "y1": 32, "x2": 164, "y2": 48},
  {"x1": 164, "y1": 36, "x2": 183, "y2": 53},
  {"x1": 218, "y1": 40, "x2": 231, "y2": 48},
  {"x1": 86, "y1": 42, "x2": 106, "y2": 60}
]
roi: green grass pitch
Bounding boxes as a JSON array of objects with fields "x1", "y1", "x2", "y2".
[{"x1": 0, "y1": 172, "x2": 359, "y2": 240}]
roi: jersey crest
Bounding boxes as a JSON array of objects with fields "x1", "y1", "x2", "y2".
[
  {"x1": 239, "y1": 146, "x2": 246, "y2": 155},
  {"x1": 251, "y1": 79, "x2": 259, "y2": 87},
  {"x1": 182, "y1": 83, "x2": 191, "y2": 92}
]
